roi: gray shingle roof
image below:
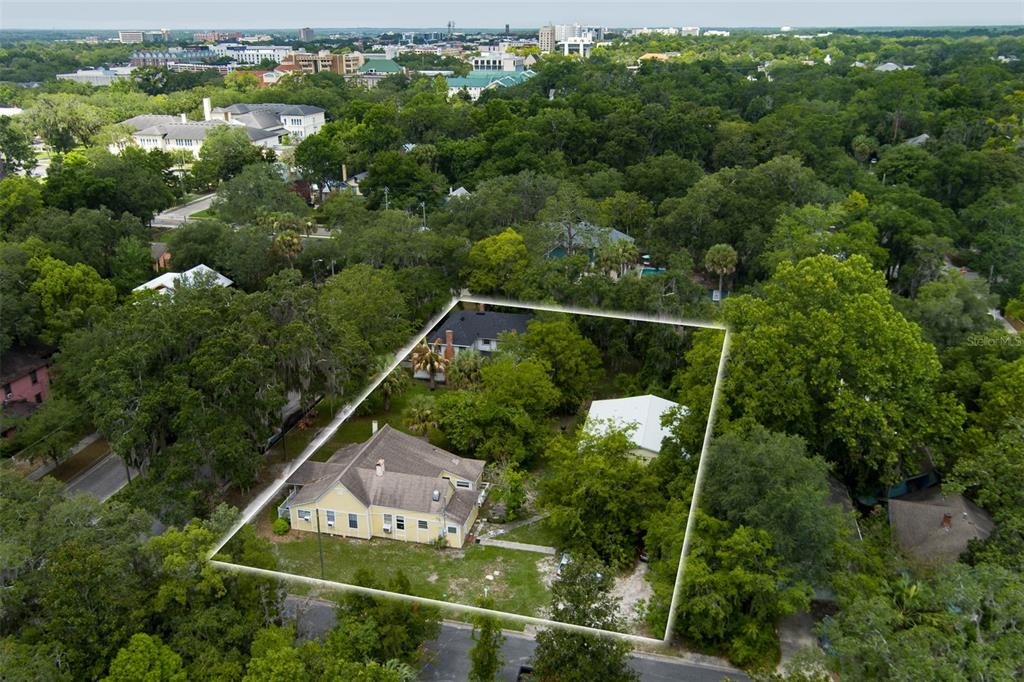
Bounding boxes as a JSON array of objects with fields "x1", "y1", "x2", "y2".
[
  {"x1": 428, "y1": 310, "x2": 533, "y2": 348},
  {"x1": 286, "y1": 425, "x2": 485, "y2": 519},
  {"x1": 213, "y1": 103, "x2": 324, "y2": 116},
  {"x1": 888, "y1": 488, "x2": 994, "y2": 564}
]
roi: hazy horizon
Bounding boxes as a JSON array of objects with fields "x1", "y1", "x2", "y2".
[{"x1": 2, "y1": 1, "x2": 1021, "y2": 31}]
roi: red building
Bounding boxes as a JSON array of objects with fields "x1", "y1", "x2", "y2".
[{"x1": 1, "y1": 345, "x2": 55, "y2": 419}]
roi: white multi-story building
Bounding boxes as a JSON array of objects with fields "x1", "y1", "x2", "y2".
[
  {"x1": 471, "y1": 51, "x2": 524, "y2": 71},
  {"x1": 112, "y1": 97, "x2": 325, "y2": 158},
  {"x1": 118, "y1": 31, "x2": 145, "y2": 44},
  {"x1": 559, "y1": 37, "x2": 593, "y2": 58},
  {"x1": 206, "y1": 100, "x2": 325, "y2": 141},
  {"x1": 209, "y1": 43, "x2": 294, "y2": 64}
]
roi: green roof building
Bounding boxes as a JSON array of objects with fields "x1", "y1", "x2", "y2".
[{"x1": 445, "y1": 69, "x2": 536, "y2": 101}]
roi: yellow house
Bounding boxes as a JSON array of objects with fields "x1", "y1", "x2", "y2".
[{"x1": 281, "y1": 425, "x2": 485, "y2": 548}]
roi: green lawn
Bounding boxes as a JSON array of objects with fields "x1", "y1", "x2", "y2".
[
  {"x1": 271, "y1": 532, "x2": 551, "y2": 618},
  {"x1": 495, "y1": 519, "x2": 560, "y2": 548},
  {"x1": 310, "y1": 381, "x2": 446, "y2": 462}
]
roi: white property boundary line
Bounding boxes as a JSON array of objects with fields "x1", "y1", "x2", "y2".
[{"x1": 208, "y1": 293, "x2": 731, "y2": 649}]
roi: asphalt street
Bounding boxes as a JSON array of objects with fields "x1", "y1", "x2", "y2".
[
  {"x1": 282, "y1": 596, "x2": 748, "y2": 682},
  {"x1": 63, "y1": 452, "x2": 134, "y2": 501},
  {"x1": 151, "y1": 193, "x2": 216, "y2": 228}
]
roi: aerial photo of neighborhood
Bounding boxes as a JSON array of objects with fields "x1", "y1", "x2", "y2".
[{"x1": 1, "y1": 2, "x2": 1023, "y2": 681}]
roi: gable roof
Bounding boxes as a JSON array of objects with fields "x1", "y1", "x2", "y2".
[
  {"x1": 357, "y1": 58, "x2": 403, "y2": 73},
  {"x1": 888, "y1": 488, "x2": 995, "y2": 564},
  {"x1": 585, "y1": 395, "x2": 686, "y2": 454},
  {"x1": 286, "y1": 425, "x2": 484, "y2": 521},
  {"x1": 133, "y1": 264, "x2": 233, "y2": 293},
  {"x1": 212, "y1": 102, "x2": 324, "y2": 116},
  {"x1": 428, "y1": 310, "x2": 533, "y2": 347},
  {"x1": 446, "y1": 69, "x2": 536, "y2": 90}
]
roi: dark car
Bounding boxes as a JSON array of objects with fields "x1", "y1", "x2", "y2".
[{"x1": 516, "y1": 665, "x2": 534, "y2": 681}]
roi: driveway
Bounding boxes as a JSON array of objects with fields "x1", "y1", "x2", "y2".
[
  {"x1": 282, "y1": 596, "x2": 747, "y2": 681},
  {"x1": 63, "y1": 452, "x2": 135, "y2": 502},
  {"x1": 152, "y1": 193, "x2": 216, "y2": 228}
]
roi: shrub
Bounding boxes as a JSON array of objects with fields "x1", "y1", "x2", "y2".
[{"x1": 272, "y1": 517, "x2": 290, "y2": 535}]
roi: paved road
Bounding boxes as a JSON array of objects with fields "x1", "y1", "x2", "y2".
[
  {"x1": 282, "y1": 596, "x2": 747, "y2": 682},
  {"x1": 152, "y1": 193, "x2": 216, "y2": 228},
  {"x1": 64, "y1": 452, "x2": 135, "y2": 501}
]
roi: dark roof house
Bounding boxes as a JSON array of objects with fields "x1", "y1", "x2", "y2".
[{"x1": 427, "y1": 310, "x2": 533, "y2": 349}]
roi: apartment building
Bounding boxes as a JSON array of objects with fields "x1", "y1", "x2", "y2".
[
  {"x1": 281, "y1": 50, "x2": 365, "y2": 75},
  {"x1": 539, "y1": 25, "x2": 556, "y2": 53},
  {"x1": 208, "y1": 43, "x2": 293, "y2": 65}
]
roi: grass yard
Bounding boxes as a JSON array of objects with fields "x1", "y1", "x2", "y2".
[
  {"x1": 310, "y1": 381, "x2": 446, "y2": 461},
  {"x1": 495, "y1": 519, "x2": 560, "y2": 548},
  {"x1": 270, "y1": 531, "x2": 552, "y2": 619}
]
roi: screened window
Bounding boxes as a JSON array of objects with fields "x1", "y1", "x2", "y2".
[
  {"x1": 348, "y1": 513, "x2": 358, "y2": 529},
  {"x1": 396, "y1": 516, "x2": 405, "y2": 531},
  {"x1": 417, "y1": 519, "x2": 428, "y2": 530},
  {"x1": 325, "y1": 510, "x2": 335, "y2": 527}
]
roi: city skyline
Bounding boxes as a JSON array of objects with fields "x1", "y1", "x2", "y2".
[{"x1": 2, "y1": 1, "x2": 1021, "y2": 31}]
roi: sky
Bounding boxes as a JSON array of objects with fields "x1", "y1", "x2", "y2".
[{"x1": 1, "y1": 0, "x2": 1022, "y2": 30}]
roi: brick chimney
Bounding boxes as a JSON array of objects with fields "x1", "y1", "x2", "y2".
[
  {"x1": 942, "y1": 513, "x2": 952, "y2": 530},
  {"x1": 444, "y1": 329, "x2": 455, "y2": 361},
  {"x1": 375, "y1": 458, "x2": 385, "y2": 477}
]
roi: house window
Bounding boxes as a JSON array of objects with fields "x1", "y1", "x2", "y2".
[
  {"x1": 447, "y1": 525, "x2": 458, "y2": 535},
  {"x1": 348, "y1": 513, "x2": 358, "y2": 529},
  {"x1": 298, "y1": 509, "x2": 312, "y2": 522},
  {"x1": 456, "y1": 480, "x2": 471, "y2": 489},
  {"x1": 383, "y1": 513, "x2": 393, "y2": 531},
  {"x1": 417, "y1": 519, "x2": 428, "y2": 530},
  {"x1": 29, "y1": 370, "x2": 38, "y2": 385},
  {"x1": 325, "y1": 510, "x2": 335, "y2": 527},
  {"x1": 396, "y1": 516, "x2": 405, "y2": 531}
]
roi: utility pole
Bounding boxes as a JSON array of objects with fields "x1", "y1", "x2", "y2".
[{"x1": 316, "y1": 508, "x2": 325, "y2": 579}]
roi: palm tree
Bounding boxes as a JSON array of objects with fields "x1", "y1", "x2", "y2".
[
  {"x1": 404, "y1": 395, "x2": 438, "y2": 436},
  {"x1": 377, "y1": 363, "x2": 411, "y2": 411},
  {"x1": 410, "y1": 338, "x2": 448, "y2": 390},
  {"x1": 704, "y1": 243, "x2": 739, "y2": 297}
]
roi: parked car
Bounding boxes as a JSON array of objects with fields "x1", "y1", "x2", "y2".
[{"x1": 516, "y1": 665, "x2": 534, "y2": 681}]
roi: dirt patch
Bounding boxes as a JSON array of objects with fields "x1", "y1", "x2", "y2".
[
  {"x1": 610, "y1": 563, "x2": 654, "y2": 628},
  {"x1": 537, "y1": 555, "x2": 559, "y2": 589}
]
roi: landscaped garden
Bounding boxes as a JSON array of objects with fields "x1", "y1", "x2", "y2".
[{"x1": 270, "y1": 532, "x2": 553, "y2": 619}]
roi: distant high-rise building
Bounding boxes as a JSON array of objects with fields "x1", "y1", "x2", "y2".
[
  {"x1": 447, "y1": 21, "x2": 455, "y2": 39},
  {"x1": 539, "y1": 25, "x2": 556, "y2": 53},
  {"x1": 299, "y1": 27, "x2": 315, "y2": 41},
  {"x1": 505, "y1": 23, "x2": 510, "y2": 35},
  {"x1": 118, "y1": 31, "x2": 145, "y2": 44}
]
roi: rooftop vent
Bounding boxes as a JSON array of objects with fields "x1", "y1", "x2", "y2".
[{"x1": 432, "y1": 489, "x2": 440, "y2": 502}]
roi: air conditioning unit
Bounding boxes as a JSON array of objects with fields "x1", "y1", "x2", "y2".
[{"x1": 383, "y1": 524, "x2": 392, "y2": 533}]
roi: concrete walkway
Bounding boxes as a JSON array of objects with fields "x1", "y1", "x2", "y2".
[
  {"x1": 152, "y1": 193, "x2": 216, "y2": 228},
  {"x1": 477, "y1": 538, "x2": 556, "y2": 555},
  {"x1": 477, "y1": 513, "x2": 547, "y2": 540}
]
